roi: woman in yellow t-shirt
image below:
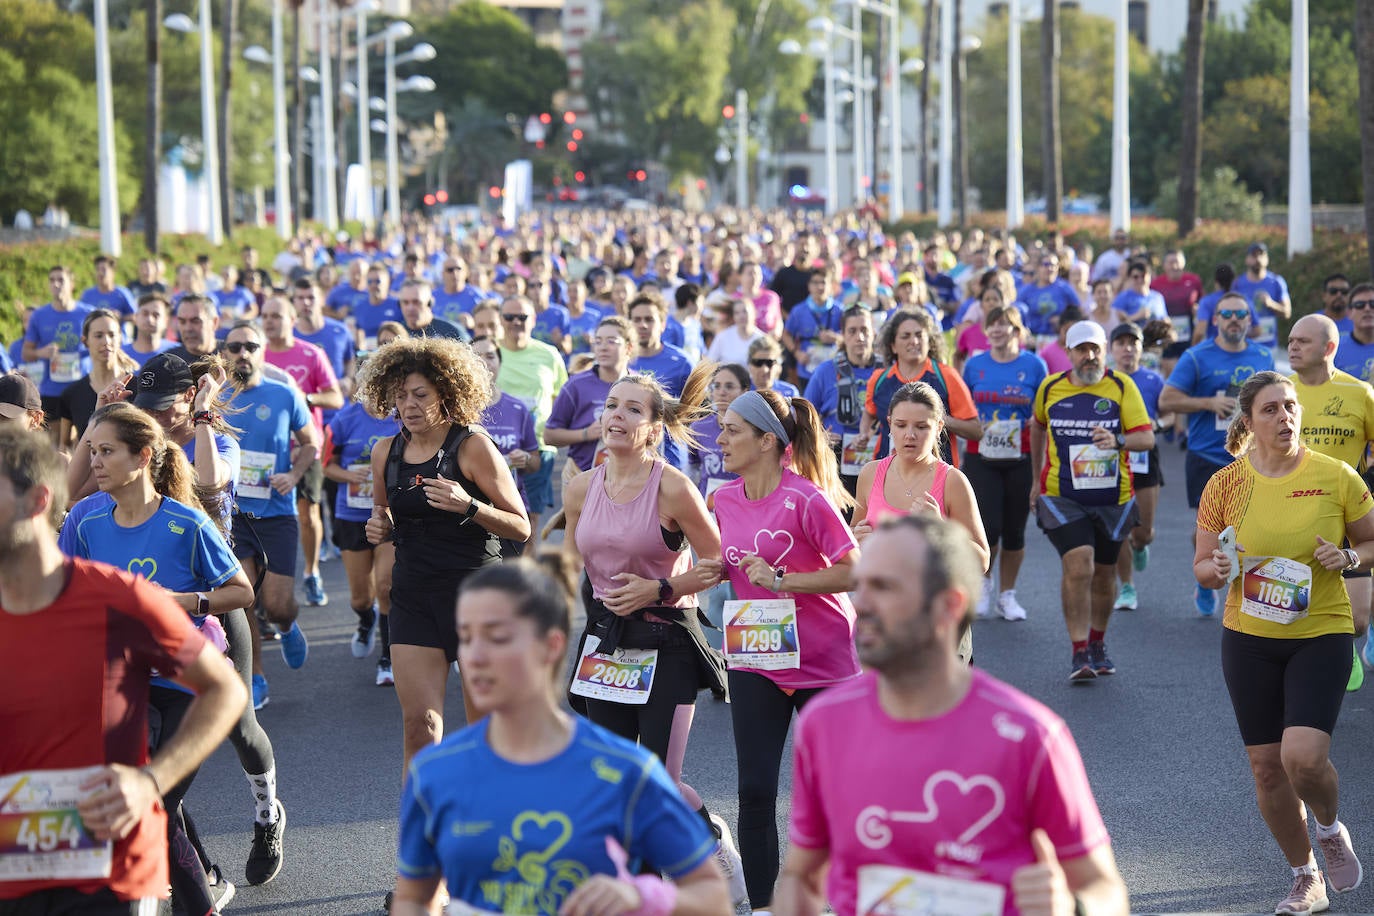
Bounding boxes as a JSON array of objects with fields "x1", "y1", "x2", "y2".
[{"x1": 1195, "y1": 370, "x2": 1374, "y2": 915}]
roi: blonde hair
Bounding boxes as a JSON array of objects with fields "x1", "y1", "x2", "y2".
[{"x1": 614, "y1": 361, "x2": 715, "y2": 455}]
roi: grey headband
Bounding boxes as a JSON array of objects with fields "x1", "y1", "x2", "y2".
[{"x1": 731, "y1": 390, "x2": 790, "y2": 446}]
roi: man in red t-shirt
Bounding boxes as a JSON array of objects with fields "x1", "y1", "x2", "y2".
[
  {"x1": 0, "y1": 429, "x2": 245, "y2": 914},
  {"x1": 1150, "y1": 249, "x2": 1204, "y2": 341}
]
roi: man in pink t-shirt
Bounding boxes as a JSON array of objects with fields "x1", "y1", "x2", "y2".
[
  {"x1": 261, "y1": 294, "x2": 342, "y2": 605},
  {"x1": 775, "y1": 516, "x2": 1129, "y2": 916}
]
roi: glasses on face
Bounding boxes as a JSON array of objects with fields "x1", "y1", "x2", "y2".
[
  {"x1": 501, "y1": 313, "x2": 530, "y2": 324},
  {"x1": 1327, "y1": 287, "x2": 1350, "y2": 295},
  {"x1": 750, "y1": 358, "x2": 778, "y2": 368},
  {"x1": 225, "y1": 341, "x2": 262, "y2": 354},
  {"x1": 446, "y1": 266, "x2": 464, "y2": 273},
  {"x1": 592, "y1": 337, "x2": 625, "y2": 348},
  {"x1": 1352, "y1": 300, "x2": 1374, "y2": 311},
  {"x1": 1217, "y1": 309, "x2": 1249, "y2": 320}
]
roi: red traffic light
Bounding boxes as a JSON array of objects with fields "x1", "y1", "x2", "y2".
[
  {"x1": 423, "y1": 193, "x2": 436, "y2": 206},
  {"x1": 563, "y1": 111, "x2": 576, "y2": 124},
  {"x1": 435, "y1": 190, "x2": 449, "y2": 203},
  {"x1": 574, "y1": 171, "x2": 586, "y2": 182},
  {"x1": 567, "y1": 141, "x2": 578, "y2": 152},
  {"x1": 635, "y1": 169, "x2": 647, "y2": 182},
  {"x1": 539, "y1": 112, "x2": 552, "y2": 124},
  {"x1": 488, "y1": 186, "x2": 502, "y2": 198},
  {"x1": 535, "y1": 139, "x2": 545, "y2": 149},
  {"x1": 722, "y1": 104, "x2": 735, "y2": 119},
  {"x1": 572, "y1": 129, "x2": 583, "y2": 140},
  {"x1": 800, "y1": 112, "x2": 810, "y2": 124}
]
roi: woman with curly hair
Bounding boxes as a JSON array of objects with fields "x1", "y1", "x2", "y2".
[{"x1": 358, "y1": 336, "x2": 531, "y2": 772}]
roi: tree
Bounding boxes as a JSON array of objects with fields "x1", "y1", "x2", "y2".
[
  {"x1": 1176, "y1": 0, "x2": 1208, "y2": 237},
  {"x1": 1358, "y1": 0, "x2": 1374, "y2": 278},
  {"x1": 1040, "y1": 0, "x2": 1061, "y2": 223}
]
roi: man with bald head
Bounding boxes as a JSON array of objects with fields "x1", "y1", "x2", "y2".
[{"x1": 1288, "y1": 312, "x2": 1374, "y2": 689}]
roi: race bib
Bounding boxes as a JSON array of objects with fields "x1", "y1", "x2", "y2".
[
  {"x1": 1215, "y1": 389, "x2": 1233, "y2": 431},
  {"x1": 841, "y1": 433, "x2": 877, "y2": 476},
  {"x1": 19, "y1": 361, "x2": 46, "y2": 385},
  {"x1": 1241, "y1": 556, "x2": 1312, "y2": 625},
  {"x1": 1128, "y1": 449, "x2": 1150, "y2": 475},
  {"x1": 856, "y1": 864, "x2": 1005, "y2": 916},
  {"x1": 346, "y1": 463, "x2": 374, "y2": 509},
  {"x1": 978, "y1": 419, "x2": 1022, "y2": 461},
  {"x1": 1256, "y1": 313, "x2": 1279, "y2": 345},
  {"x1": 807, "y1": 342, "x2": 837, "y2": 371},
  {"x1": 237, "y1": 449, "x2": 276, "y2": 501},
  {"x1": 569, "y1": 635, "x2": 656, "y2": 705},
  {"x1": 1068, "y1": 443, "x2": 1119, "y2": 490},
  {"x1": 0, "y1": 768, "x2": 112, "y2": 882},
  {"x1": 446, "y1": 899, "x2": 501, "y2": 916},
  {"x1": 49, "y1": 352, "x2": 81, "y2": 383},
  {"x1": 592, "y1": 442, "x2": 610, "y2": 467},
  {"x1": 704, "y1": 476, "x2": 731, "y2": 498},
  {"x1": 362, "y1": 334, "x2": 378, "y2": 352},
  {"x1": 1169, "y1": 314, "x2": 1192, "y2": 341},
  {"x1": 724, "y1": 599, "x2": 800, "y2": 670}
]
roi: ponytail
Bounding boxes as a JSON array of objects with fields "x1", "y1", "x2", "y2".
[
  {"x1": 786, "y1": 397, "x2": 855, "y2": 510},
  {"x1": 618, "y1": 361, "x2": 715, "y2": 455}
]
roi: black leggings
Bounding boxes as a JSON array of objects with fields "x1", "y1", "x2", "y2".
[
  {"x1": 221, "y1": 607, "x2": 276, "y2": 774},
  {"x1": 962, "y1": 453, "x2": 1032, "y2": 551},
  {"x1": 584, "y1": 646, "x2": 700, "y2": 765},
  {"x1": 0, "y1": 888, "x2": 154, "y2": 915},
  {"x1": 150, "y1": 686, "x2": 213, "y2": 916},
  {"x1": 728, "y1": 670, "x2": 824, "y2": 908}
]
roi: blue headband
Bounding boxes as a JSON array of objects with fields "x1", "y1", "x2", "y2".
[{"x1": 731, "y1": 390, "x2": 789, "y2": 446}]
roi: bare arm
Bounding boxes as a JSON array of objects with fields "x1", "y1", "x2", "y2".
[
  {"x1": 659, "y1": 469, "x2": 723, "y2": 598},
  {"x1": 544, "y1": 416, "x2": 601, "y2": 448},
  {"x1": 305, "y1": 384, "x2": 344, "y2": 411},
  {"x1": 455, "y1": 434, "x2": 532, "y2": 542},
  {"x1": 944, "y1": 468, "x2": 992, "y2": 573},
  {"x1": 851, "y1": 461, "x2": 878, "y2": 540},
  {"x1": 945, "y1": 414, "x2": 984, "y2": 443},
  {"x1": 1158, "y1": 384, "x2": 1231, "y2": 418},
  {"x1": 562, "y1": 471, "x2": 590, "y2": 568},
  {"x1": 389, "y1": 876, "x2": 442, "y2": 916},
  {"x1": 773, "y1": 843, "x2": 829, "y2": 916},
  {"x1": 772, "y1": 548, "x2": 859, "y2": 595},
  {"x1": 1029, "y1": 418, "x2": 1047, "y2": 510},
  {"x1": 167, "y1": 568, "x2": 255, "y2": 615}
]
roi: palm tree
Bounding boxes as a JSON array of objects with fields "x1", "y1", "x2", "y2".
[
  {"x1": 143, "y1": 0, "x2": 161, "y2": 252},
  {"x1": 1358, "y1": 0, "x2": 1374, "y2": 277},
  {"x1": 919, "y1": 0, "x2": 936, "y2": 212},
  {"x1": 1177, "y1": 0, "x2": 1208, "y2": 237},
  {"x1": 218, "y1": 0, "x2": 237, "y2": 237},
  {"x1": 1040, "y1": 0, "x2": 1061, "y2": 224}
]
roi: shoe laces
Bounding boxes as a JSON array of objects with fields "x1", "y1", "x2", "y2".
[
  {"x1": 1286, "y1": 870, "x2": 1323, "y2": 899},
  {"x1": 1321, "y1": 831, "x2": 1349, "y2": 866}
]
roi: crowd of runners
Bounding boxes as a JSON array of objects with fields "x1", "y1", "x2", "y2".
[{"x1": 3, "y1": 206, "x2": 1374, "y2": 916}]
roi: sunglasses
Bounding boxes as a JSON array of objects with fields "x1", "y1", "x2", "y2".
[
  {"x1": 501, "y1": 313, "x2": 530, "y2": 323},
  {"x1": 445, "y1": 266, "x2": 464, "y2": 273},
  {"x1": 225, "y1": 341, "x2": 262, "y2": 354},
  {"x1": 1327, "y1": 286, "x2": 1350, "y2": 295},
  {"x1": 1216, "y1": 309, "x2": 1249, "y2": 320},
  {"x1": 1352, "y1": 300, "x2": 1374, "y2": 311},
  {"x1": 750, "y1": 358, "x2": 778, "y2": 368}
]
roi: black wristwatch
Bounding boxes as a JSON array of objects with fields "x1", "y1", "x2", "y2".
[
  {"x1": 657, "y1": 578, "x2": 674, "y2": 604},
  {"x1": 458, "y1": 499, "x2": 480, "y2": 525},
  {"x1": 195, "y1": 592, "x2": 210, "y2": 616},
  {"x1": 1114, "y1": 432, "x2": 1127, "y2": 449},
  {"x1": 772, "y1": 566, "x2": 786, "y2": 592}
]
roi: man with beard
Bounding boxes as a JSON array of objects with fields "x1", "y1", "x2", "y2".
[
  {"x1": 1030, "y1": 321, "x2": 1153, "y2": 683},
  {"x1": 223, "y1": 322, "x2": 318, "y2": 722},
  {"x1": 774, "y1": 515, "x2": 1129, "y2": 916},
  {"x1": 804, "y1": 306, "x2": 880, "y2": 500}
]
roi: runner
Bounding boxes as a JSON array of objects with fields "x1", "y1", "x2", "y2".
[
  {"x1": 390, "y1": 558, "x2": 728, "y2": 916},
  {"x1": 1195, "y1": 370, "x2": 1373, "y2": 915},
  {"x1": 712, "y1": 389, "x2": 860, "y2": 909},
  {"x1": 1030, "y1": 321, "x2": 1153, "y2": 682},
  {"x1": 962, "y1": 303, "x2": 1047, "y2": 619},
  {"x1": 472, "y1": 335, "x2": 542, "y2": 557},
  {"x1": 544, "y1": 316, "x2": 636, "y2": 474},
  {"x1": 58, "y1": 309, "x2": 136, "y2": 449},
  {"x1": 0, "y1": 427, "x2": 244, "y2": 915},
  {"x1": 358, "y1": 337, "x2": 531, "y2": 773},
  {"x1": 1108, "y1": 323, "x2": 1166, "y2": 613},
  {"x1": 775, "y1": 514, "x2": 1129, "y2": 916}
]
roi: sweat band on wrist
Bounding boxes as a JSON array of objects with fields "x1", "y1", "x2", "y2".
[{"x1": 627, "y1": 874, "x2": 678, "y2": 916}]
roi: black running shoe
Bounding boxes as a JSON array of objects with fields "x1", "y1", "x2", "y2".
[
  {"x1": 1069, "y1": 649, "x2": 1097, "y2": 683},
  {"x1": 245, "y1": 799, "x2": 285, "y2": 886},
  {"x1": 1089, "y1": 640, "x2": 1117, "y2": 676}
]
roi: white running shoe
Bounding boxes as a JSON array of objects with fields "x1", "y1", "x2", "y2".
[
  {"x1": 709, "y1": 813, "x2": 751, "y2": 915},
  {"x1": 998, "y1": 590, "x2": 1028, "y2": 621},
  {"x1": 975, "y1": 579, "x2": 994, "y2": 618}
]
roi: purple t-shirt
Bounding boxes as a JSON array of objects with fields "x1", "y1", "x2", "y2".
[
  {"x1": 481, "y1": 391, "x2": 539, "y2": 506},
  {"x1": 687, "y1": 413, "x2": 737, "y2": 498},
  {"x1": 545, "y1": 369, "x2": 613, "y2": 472}
]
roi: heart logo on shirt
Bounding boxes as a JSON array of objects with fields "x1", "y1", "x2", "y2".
[
  {"x1": 127, "y1": 557, "x2": 158, "y2": 580},
  {"x1": 752, "y1": 528, "x2": 795, "y2": 565},
  {"x1": 855, "y1": 770, "x2": 1006, "y2": 849}
]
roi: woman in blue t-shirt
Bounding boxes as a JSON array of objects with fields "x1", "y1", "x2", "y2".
[
  {"x1": 70, "y1": 403, "x2": 252, "y2": 916},
  {"x1": 391, "y1": 557, "x2": 727, "y2": 916}
]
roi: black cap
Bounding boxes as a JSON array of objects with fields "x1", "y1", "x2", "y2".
[
  {"x1": 0, "y1": 373, "x2": 41, "y2": 420},
  {"x1": 1247, "y1": 242, "x2": 1268, "y2": 255},
  {"x1": 132, "y1": 353, "x2": 194, "y2": 410},
  {"x1": 1110, "y1": 322, "x2": 1143, "y2": 343}
]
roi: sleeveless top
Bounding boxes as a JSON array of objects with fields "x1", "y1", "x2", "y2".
[
  {"x1": 864, "y1": 455, "x2": 950, "y2": 526},
  {"x1": 387, "y1": 427, "x2": 501, "y2": 582},
  {"x1": 575, "y1": 461, "x2": 694, "y2": 609}
]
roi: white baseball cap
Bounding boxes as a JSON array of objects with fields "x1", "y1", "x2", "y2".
[{"x1": 1065, "y1": 321, "x2": 1107, "y2": 350}]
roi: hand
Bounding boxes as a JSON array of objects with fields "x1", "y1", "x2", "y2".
[
  {"x1": 558, "y1": 874, "x2": 641, "y2": 916},
  {"x1": 851, "y1": 430, "x2": 871, "y2": 450},
  {"x1": 1316, "y1": 535, "x2": 1351, "y2": 571},
  {"x1": 268, "y1": 472, "x2": 298, "y2": 496},
  {"x1": 603, "y1": 572, "x2": 658, "y2": 616},
  {"x1": 96, "y1": 374, "x2": 134, "y2": 409},
  {"x1": 739, "y1": 554, "x2": 777, "y2": 589},
  {"x1": 1011, "y1": 829, "x2": 1076, "y2": 916},
  {"x1": 1209, "y1": 544, "x2": 1239, "y2": 582},
  {"x1": 583, "y1": 416, "x2": 604, "y2": 442},
  {"x1": 422, "y1": 474, "x2": 474, "y2": 513},
  {"x1": 693, "y1": 557, "x2": 725, "y2": 591},
  {"x1": 1089, "y1": 425, "x2": 1117, "y2": 450},
  {"x1": 342, "y1": 467, "x2": 371, "y2": 486},
  {"x1": 77, "y1": 765, "x2": 159, "y2": 842},
  {"x1": 41, "y1": 343, "x2": 60, "y2": 360},
  {"x1": 818, "y1": 328, "x2": 839, "y2": 345},
  {"x1": 1029, "y1": 486, "x2": 1040, "y2": 513},
  {"x1": 852, "y1": 521, "x2": 874, "y2": 543},
  {"x1": 1212, "y1": 394, "x2": 1237, "y2": 420},
  {"x1": 193, "y1": 365, "x2": 227, "y2": 411},
  {"x1": 506, "y1": 449, "x2": 530, "y2": 470},
  {"x1": 365, "y1": 507, "x2": 393, "y2": 545},
  {"x1": 909, "y1": 491, "x2": 942, "y2": 515}
]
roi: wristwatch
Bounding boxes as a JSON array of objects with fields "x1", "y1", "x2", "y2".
[
  {"x1": 1345, "y1": 548, "x2": 1361, "y2": 571},
  {"x1": 771, "y1": 567, "x2": 786, "y2": 592},
  {"x1": 458, "y1": 498, "x2": 481, "y2": 526},
  {"x1": 657, "y1": 578, "x2": 674, "y2": 604},
  {"x1": 1114, "y1": 432, "x2": 1127, "y2": 449},
  {"x1": 195, "y1": 592, "x2": 210, "y2": 615}
]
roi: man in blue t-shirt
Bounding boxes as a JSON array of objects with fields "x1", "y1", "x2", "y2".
[
  {"x1": 1336, "y1": 282, "x2": 1374, "y2": 382},
  {"x1": 78, "y1": 254, "x2": 136, "y2": 317},
  {"x1": 432, "y1": 257, "x2": 486, "y2": 329},
  {"x1": 326, "y1": 259, "x2": 371, "y2": 320},
  {"x1": 353, "y1": 265, "x2": 402, "y2": 351},
  {"x1": 805, "y1": 306, "x2": 880, "y2": 494},
  {"x1": 22, "y1": 264, "x2": 93, "y2": 438},
  {"x1": 628, "y1": 293, "x2": 693, "y2": 469},
  {"x1": 1231, "y1": 242, "x2": 1291, "y2": 349},
  {"x1": 223, "y1": 322, "x2": 318, "y2": 687},
  {"x1": 1015, "y1": 252, "x2": 1080, "y2": 338},
  {"x1": 783, "y1": 270, "x2": 840, "y2": 385},
  {"x1": 1160, "y1": 292, "x2": 1273, "y2": 616}
]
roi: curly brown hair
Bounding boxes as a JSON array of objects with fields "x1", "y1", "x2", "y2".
[{"x1": 354, "y1": 336, "x2": 493, "y2": 426}]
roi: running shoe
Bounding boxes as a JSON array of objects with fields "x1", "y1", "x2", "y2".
[
  {"x1": 255, "y1": 606, "x2": 279, "y2": 641},
  {"x1": 708, "y1": 813, "x2": 751, "y2": 915},
  {"x1": 1349, "y1": 649, "x2": 1365, "y2": 692},
  {"x1": 351, "y1": 604, "x2": 378, "y2": 659},
  {"x1": 251, "y1": 674, "x2": 269, "y2": 711},
  {"x1": 302, "y1": 575, "x2": 328, "y2": 607},
  {"x1": 1275, "y1": 869, "x2": 1329, "y2": 914},
  {"x1": 1363, "y1": 634, "x2": 1374, "y2": 669},
  {"x1": 1114, "y1": 582, "x2": 1138, "y2": 611},
  {"x1": 376, "y1": 658, "x2": 394, "y2": 687},
  {"x1": 318, "y1": 542, "x2": 340, "y2": 564},
  {"x1": 975, "y1": 580, "x2": 993, "y2": 618},
  {"x1": 997, "y1": 590, "x2": 1028, "y2": 621},
  {"x1": 1088, "y1": 640, "x2": 1116, "y2": 676},
  {"x1": 279, "y1": 623, "x2": 309, "y2": 669},
  {"x1": 1318, "y1": 822, "x2": 1363, "y2": 892},
  {"x1": 1195, "y1": 583, "x2": 1216, "y2": 618},
  {"x1": 245, "y1": 799, "x2": 286, "y2": 886},
  {"x1": 1132, "y1": 543, "x2": 1150, "y2": 572},
  {"x1": 207, "y1": 863, "x2": 236, "y2": 913},
  {"x1": 1069, "y1": 649, "x2": 1096, "y2": 683}
]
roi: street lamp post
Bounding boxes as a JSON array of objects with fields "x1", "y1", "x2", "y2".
[
  {"x1": 1288, "y1": 0, "x2": 1312, "y2": 254},
  {"x1": 735, "y1": 89, "x2": 749, "y2": 209},
  {"x1": 94, "y1": 0, "x2": 120, "y2": 255},
  {"x1": 355, "y1": 4, "x2": 374, "y2": 225},
  {"x1": 166, "y1": 5, "x2": 222, "y2": 243},
  {"x1": 317, "y1": 0, "x2": 338, "y2": 230},
  {"x1": 936, "y1": 0, "x2": 954, "y2": 226},
  {"x1": 1006, "y1": 0, "x2": 1024, "y2": 228},
  {"x1": 244, "y1": 5, "x2": 293, "y2": 239},
  {"x1": 1110, "y1": 0, "x2": 1131, "y2": 233},
  {"x1": 382, "y1": 25, "x2": 435, "y2": 226}
]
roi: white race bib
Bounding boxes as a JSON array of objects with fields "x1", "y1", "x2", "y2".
[
  {"x1": 1128, "y1": 449, "x2": 1150, "y2": 475},
  {"x1": 1215, "y1": 389, "x2": 1233, "y2": 431},
  {"x1": 569, "y1": 635, "x2": 657, "y2": 705},
  {"x1": 807, "y1": 342, "x2": 837, "y2": 371},
  {"x1": 1068, "y1": 443, "x2": 1119, "y2": 490},
  {"x1": 346, "y1": 463, "x2": 374, "y2": 509},
  {"x1": 978, "y1": 419, "x2": 1022, "y2": 461},
  {"x1": 1241, "y1": 556, "x2": 1312, "y2": 625},
  {"x1": 19, "y1": 361, "x2": 46, "y2": 384},
  {"x1": 237, "y1": 449, "x2": 276, "y2": 501},
  {"x1": 363, "y1": 334, "x2": 378, "y2": 352},
  {"x1": 1256, "y1": 313, "x2": 1279, "y2": 345},
  {"x1": 0, "y1": 767, "x2": 112, "y2": 882},
  {"x1": 49, "y1": 352, "x2": 82, "y2": 383},
  {"x1": 841, "y1": 433, "x2": 877, "y2": 476},
  {"x1": 856, "y1": 863, "x2": 1005, "y2": 916},
  {"x1": 724, "y1": 599, "x2": 800, "y2": 670}
]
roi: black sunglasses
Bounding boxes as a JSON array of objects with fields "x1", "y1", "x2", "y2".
[
  {"x1": 1352, "y1": 300, "x2": 1374, "y2": 311},
  {"x1": 750, "y1": 358, "x2": 778, "y2": 368},
  {"x1": 501, "y1": 313, "x2": 530, "y2": 323},
  {"x1": 225, "y1": 341, "x2": 262, "y2": 354}
]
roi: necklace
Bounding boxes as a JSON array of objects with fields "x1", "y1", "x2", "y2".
[
  {"x1": 605, "y1": 462, "x2": 652, "y2": 502},
  {"x1": 890, "y1": 459, "x2": 935, "y2": 498}
]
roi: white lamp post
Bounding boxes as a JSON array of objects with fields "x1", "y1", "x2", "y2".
[
  {"x1": 383, "y1": 25, "x2": 435, "y2": 226},
  {"x1": 1110, "y1": 0, "x2": 1131, "y2": 233},
  {"x1": 316, "y1": 0, "x2": 338, "y2": 230},
  {"x1": 354, "y1": 2, "x2": 380, "y2": 225},
  {"x1": 244, "y1": 2, "x2": 292, "y2": 239},
  {"x1": 166, "y1": 6, "x2": 221, "y2": 243},
  {"x1": 94, "y1": 0, "x2": 120, "y2": 255},
  {"x1": 735, "y1": 89, "x2": 749, "y2": 209},
  {"x1": 1288, "y1": 0, "x2": 1312, "y2": 254},
  {"x1": 780, "y1": 35, "x2": 840, "y2": 216},
  {"x1": 936, "y1": 0, "x2": 954, "y2": 226},
  {"x1": 1006, "y1": 0, "x2": 1024, "y2": 228}
]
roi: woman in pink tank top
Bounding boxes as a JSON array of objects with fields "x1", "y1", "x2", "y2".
[{"x1": 853, "y1": 381, "x2": 991, "y2": 573}]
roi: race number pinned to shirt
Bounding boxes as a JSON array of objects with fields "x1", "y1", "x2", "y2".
[
  {"x1": 978, "y1": 419, "x2": 1022, "y2": 461},
  {"x1": 1215, "y1": 389, "x2": 1233, "y2": 432},
  {"x1": 841, "y1": 434, "x2": 877, "y2": 476},
  {"x1": 856, "y1": 864, "x2": 1006, "y2": 916},
  {"x1": 1067, "y1": 444, "x2": 1119, "y2": 490},
  {"x1": 237, "y1": 450, "x2": 276, "y2": 501},
  {"x1": 1128, "y1": 449, "x2": 1150, "y2": 475},
  {"x1": 0, "y1": 767, "x2": 112, "y2": 882},
  {"x1": 1241, "y1": 557, "x2": 1312, "y2": 625},
  {"x1": 569, "y1": 635, "x2": 657, "y2": 705},
  {"x1": 724, "y1": 599, "x2": 800, "y2": 670},
  {"x1": 49, "y1": 352, "x2": 82, "y2": 383},
  {"x1": 19, "y1": 361, "x2": 46, "y2": 385},
  {"x1": 346, "y1": 463, "x2": 374, "y2": 509}
]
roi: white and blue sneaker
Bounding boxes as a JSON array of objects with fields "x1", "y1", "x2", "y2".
[{"x1": 279, "y1": 623, "x2": 309, "y2": 669}]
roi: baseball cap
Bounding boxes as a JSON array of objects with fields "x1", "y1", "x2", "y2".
[
  {"x1": 0, "y1": 373, "x2": 41, "y2": 420},
  {"x1": 1110, "y1": 322, "x2": 1143, "y2": 343},
  {"x1": 1247, "y1": 242, "x2": 1268, "y2": 255},
  {"x1": 132, "y1": 353, "x2": 194, "y2": 411},
  {"x1": 1065, "y1": 321, "x2": 1107, "y2": 350},
  {"x1": 896, "y1": 272, "x2": 918, "y2": 288}
]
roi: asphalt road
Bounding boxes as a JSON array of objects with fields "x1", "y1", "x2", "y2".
[{"x1": 182, "y1": 441, "x2": 1374, "y2": 915}]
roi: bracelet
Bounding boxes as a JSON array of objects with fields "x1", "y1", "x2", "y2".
[
  {"x1": 627, "y1": 874, "x2": 678, "y2": 916},
  {"x1": 140, "y1": 765, "x2": 163, "y2": 798},
  {"x1": 1346, "y1": 548, "x2": 1361, "y2": 571},
  {"x1": 192, "y1": 410, "x2": 218, "y2": 426}
]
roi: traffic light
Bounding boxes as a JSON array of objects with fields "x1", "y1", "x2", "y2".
[
  {"x1": 722, "y1": 104, "x2": 735, "y2": 120},
  {"x1": 539, "y1": 112, "x2": 552, "y2": 125},
  {"x1": 574, "y1": 171, "x2": 586, "y2": 183},
  {"x1": 436, "y1": 190, "x2": 449, "y2": 203},
  {"x1": 572, "y1": 129, "x2": 583, "y2": 141},
  {"x1": 567, "y1": 141, "x2": 578, "y2": 152},
  {"x1": 563, "y1": 111, "x2": 576, "y2": 125}
]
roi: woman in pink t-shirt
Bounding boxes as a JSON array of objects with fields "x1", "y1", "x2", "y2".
[
  {"x1": 739, "y1": 260, "x2": 783, "y2": 336},
  {"x1": 711, "y1": 388, "x2": 860, "y2": 910}
]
